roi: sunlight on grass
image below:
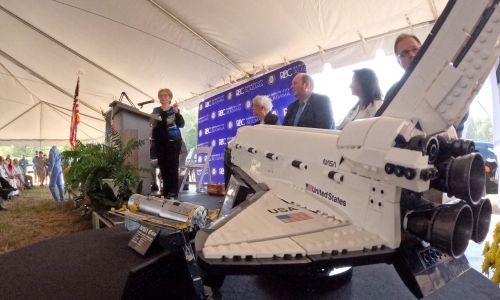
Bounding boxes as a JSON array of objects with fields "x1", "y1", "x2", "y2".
[{"x1": 0, "y1": 186, "x2": 91, "y2": 255}]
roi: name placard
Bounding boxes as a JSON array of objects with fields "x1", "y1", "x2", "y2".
[{"x1": 128, "y1": 224, "x2": 161, "y2": 256}]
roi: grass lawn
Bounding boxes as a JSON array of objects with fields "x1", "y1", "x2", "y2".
[{"x1": 0, "y1": 186, "x2": 91, "y2": 255}]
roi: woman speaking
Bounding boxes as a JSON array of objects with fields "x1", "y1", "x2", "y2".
[{"x1": 152, "y1": 88, "x2": 184, "y2": 199}]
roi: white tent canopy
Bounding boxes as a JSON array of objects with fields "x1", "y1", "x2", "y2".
[{"x1": 0, "y1": 0, "x2": 448, "y2": 145}]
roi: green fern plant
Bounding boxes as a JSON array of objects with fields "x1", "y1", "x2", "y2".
[{"x1": 62, "y1": 128, "x2": 145, "y2": 210}]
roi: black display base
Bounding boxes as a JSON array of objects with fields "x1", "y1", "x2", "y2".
[{"x1": 216, "y1": 264, "x2": 498, "y2": 300}]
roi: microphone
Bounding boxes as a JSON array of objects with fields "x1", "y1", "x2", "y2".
[{"x1": 137, "y1": 99, "x2": 155, "y2": 108}]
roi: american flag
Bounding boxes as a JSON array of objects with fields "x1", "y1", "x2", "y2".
[
  {"x1": 276, "y1": 212, "x2": 312, "y2": 223},
  {"x1": 69, "y1": 76, "x2": 80, "y2": 149}
]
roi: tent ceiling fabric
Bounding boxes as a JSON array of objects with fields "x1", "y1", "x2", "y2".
[{"x1": 0, "y1": 0, "x2": 446, "y2": 145}]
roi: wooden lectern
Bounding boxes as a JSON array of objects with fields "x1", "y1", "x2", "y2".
[{"x1": 108, "y1": 101, "x2": 158, "y2": 194}]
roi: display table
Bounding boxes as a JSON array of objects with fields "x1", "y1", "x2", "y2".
[
  {"x1": 0, "y1": 226, "x2": 500, "y2": 300},
  {"x1": 0, "y1": 223, "x2": 498, "y2": 299},
  {"x1": 0, "y1": 226, "x2": 200, "y2": 299}
]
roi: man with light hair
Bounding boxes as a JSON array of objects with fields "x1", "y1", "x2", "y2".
[
  {"x1": 283, "y1": 73, "x2": 334, "y2": 129},
  {"x1": 252, "y1": 95, "x2": 280, "y2": 125}
]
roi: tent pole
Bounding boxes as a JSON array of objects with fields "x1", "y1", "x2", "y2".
[
  {"x1": 0, "y1": 102, "x2": 41, "y2": 132},
  {"x1": 0, "y1": 4, "x2": 154, "y2": 101},
  {"x1": 45, "y1": 102, "x2": 104, "y2": 134},
  {"x1": 48, "y1": 104, "x2": 100, "y2": 140},
  {"x1": 148, "y1": 0, "x2": 249, "y2": 78},
  {"x1": 0, "y1": 48, "x2": 101, "y2": 115},
  {"x1": 427, "y1": 0, "x2": 439, "y2": 20}
]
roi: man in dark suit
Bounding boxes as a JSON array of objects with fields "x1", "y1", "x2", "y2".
[
  {"x1": 377, "y1": 33, "x2": 467, "y2": 137},
  {"x1": 283, "y1": 73, "x2": 334, "y2": 129}
]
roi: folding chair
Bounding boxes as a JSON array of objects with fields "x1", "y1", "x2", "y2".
[{"x1": 179, "y1": 146, "x2": 213, "y2": 193}]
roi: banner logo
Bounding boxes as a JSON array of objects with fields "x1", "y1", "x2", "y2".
[
  {"x1": 204, "y1": 124, "x2": 225, "y2": 136},
  {"x1": 245, "y1": 99, "x2": 252, "y2": 109},
  {"x1": 211, "y1": 111, "x2": 216, "y2": 120},
  {"x1": 236, "y1": 118, "x2": 246, "y2": 127},
  {"x1": 198, "y1": 129, "x2": 203, "y2": 137},
  {"x1": 267, "y1": 74, "x2": 276, "y2": 85},
  {"x1": 227, "y1": 120, "x2": 234, "y2": 129},
  {"x1": 218, "y1": 104, "x2": 242, "y2": 117},
  {"x1": 280, "y1": 68, "x2": 294, "y2": 79},
  {"x1": 227, "y1": 91, "x2": 233, "y2": 100}
]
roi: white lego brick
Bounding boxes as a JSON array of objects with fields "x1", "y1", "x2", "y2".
[
  {"x1": 337, "y1": 117, "x2": 375, "y2": 148},
  {"x1": 247, "y1": 237, "x2": 306, "y2": 258},
  {"x1": 291, "y1": 224, "x2": 385, "y2": 255},
  {"x1": 384, "y1": 148, "x2": 429, "y2": 169},
  {"x1": 203, "y1": 242, "x2": 256, "y2": 259},
  {"x1": 426, "y1": 64, "x2": 461, "y2": 109}
]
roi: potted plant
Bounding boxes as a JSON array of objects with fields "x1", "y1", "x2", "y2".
[{"x1": 62, "y1": 129, "x2": 145, "y2": 215}]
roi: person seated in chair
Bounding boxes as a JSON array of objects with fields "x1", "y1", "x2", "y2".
[
  {"x1": 13, "y1": 159, "x2": 32, "y2": 188},
  {"x1": 0, "y1": 156, "x2": 19, "y2": 196}
]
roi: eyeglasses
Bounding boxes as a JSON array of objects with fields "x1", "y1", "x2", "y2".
[{"x1": 397, "y1": 47, "x2": 420, "y2": 58}]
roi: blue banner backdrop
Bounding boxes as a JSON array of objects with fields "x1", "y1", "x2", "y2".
[{"x1": 197, "y1": 61, "x2": 306, "y2": 183}]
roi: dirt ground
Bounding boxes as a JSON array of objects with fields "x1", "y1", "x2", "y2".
[{"x1": 0, "y1": 186, "x2": 92, "y2": 255}]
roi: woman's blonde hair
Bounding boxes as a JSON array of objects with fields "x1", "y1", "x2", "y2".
[{"x1": 158, "y1": 88, "x2": 173, "y2": 99}]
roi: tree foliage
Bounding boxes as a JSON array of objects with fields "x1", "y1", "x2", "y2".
[
  {"x1": 465, "y1": 117, "x2": 493, "y2": 142},
  {"x1": 0, "y1": 145, "x2": 69, "y2": 162},
  {"x1": 180, "y1": 107, "x2": 199, "y2": 150}
]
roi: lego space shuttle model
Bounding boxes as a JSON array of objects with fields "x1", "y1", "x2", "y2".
[{"x1": 195, "y1": 0, "x2": 500, "y2": 297}]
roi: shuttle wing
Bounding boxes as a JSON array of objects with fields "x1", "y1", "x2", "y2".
[
  {"x1": 202, "y1": 179, "x2": 385, "y2": 260},
  {"x1": 380, "y1": 0, "x2": 500, "y2": 135}
]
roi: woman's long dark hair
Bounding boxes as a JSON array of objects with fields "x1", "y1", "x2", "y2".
[{"x1": 353, "y1": 68, "x2": 382, "y2": 109}]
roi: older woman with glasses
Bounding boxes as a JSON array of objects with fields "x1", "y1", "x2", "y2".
[
  {"x1": 151, "y1": 88, "x2": 185, "y2": 199},
  {"x1": 251, "y1": 95, "x2": 280, "y2": 125}
]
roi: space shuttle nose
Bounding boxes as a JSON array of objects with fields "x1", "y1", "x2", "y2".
[{"x1": 431, "y1": 153, "x2": 485, "y2": 205}]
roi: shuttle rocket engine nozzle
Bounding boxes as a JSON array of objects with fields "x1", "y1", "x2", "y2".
[
  {"x1": 471, "y1": 198, "x2": 492, "y2": 243},
  {"x1": 431, "y1": 153, "x2": 485, "y2": 205},
  {"x1": 404, "y1": 201, "x2": 473, "y2": 258}
]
